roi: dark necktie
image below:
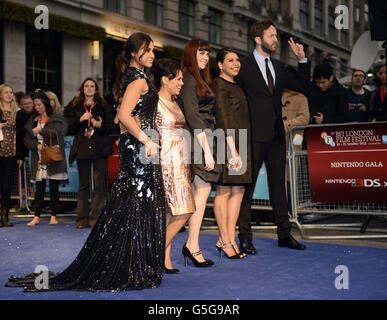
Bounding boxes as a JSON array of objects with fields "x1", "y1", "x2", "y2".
[{"x1": 265, "y1": 58, "x2": 274, "y2": 95}]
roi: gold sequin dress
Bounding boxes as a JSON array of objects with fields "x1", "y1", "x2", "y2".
[{"x1": 156, "y1": 97, "x2": 195, "y2": 216}]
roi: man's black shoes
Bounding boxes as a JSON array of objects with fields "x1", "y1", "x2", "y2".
[
  {"x1": 240, "y1": 240, "x2": 257, "y2": 255},
  {"x1": 278, "y1": 234, "x2": 306, "y2": 250}
]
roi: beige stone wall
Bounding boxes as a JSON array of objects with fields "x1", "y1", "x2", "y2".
[{"x1": 3, "y1": 21, "x2": 26, "y2": 93}]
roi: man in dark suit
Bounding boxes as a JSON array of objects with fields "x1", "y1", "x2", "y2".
[{"x1": 236, "y1": 20, "x2": 309, "y2": 253}]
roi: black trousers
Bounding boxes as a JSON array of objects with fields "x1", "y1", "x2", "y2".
[
  {"x1": 0, "y1": 156, "x2": 17, "y2": 209},
  {"x1": 237, "y1": 136, "x2": 291, "y2": 242},
  {"x1": 34, "y1": 179, "x2": 61, "y2": 217},
  {"x1": 76, "y1": 157, "x2": 107, "y2": 224}
]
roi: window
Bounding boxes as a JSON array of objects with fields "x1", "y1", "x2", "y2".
[
  {"x1": 314, "y1": 0, "x2": 323, "y2": 36},
  {"x1": 299, "y1": 0, "x2": 309, "y2": 29},
  {"x1": 313, "y1": 48, "x2": 322, "y2": 67},
  {"x1": 340, "y1": 58, "x2": 348, "y2": 77},
  {"x1": 364, "y1": 3, "x2": 369, "y2": 24},
  {"x1": 179, "y1": 0, "x2": 195, "y2": 36},
  {"x1": 144, "y1": 0, "x2": 164, "y2": 26},
  {"x1": 26, "y1": 26, "x2": 62, "y2": 98},
  {"x1": 208, "y1": 8, "x2": 222, "y2": 44},
  {"x1": 328, "y1": 0, "x2": 336, "y2": 41},
  {"x1": 103, "y1": 38, "x2": 124, "y2": 98},
  {"x1": 280, "y1": 34, "x2": 288, "y2": 64},
  {"x1": 103, "y1": 0, "x2": 126, "y2": 15}
]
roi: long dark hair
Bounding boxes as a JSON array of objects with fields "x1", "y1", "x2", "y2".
[
  {"x1": 123, "y1": 32, "x2": 153, "y2": 64},
  {"x1": 112, "y1": 33, "x2": 153, "y2": 102},
  {"x1": 32, "y1": 91, "x2": 53, "y2": 117},
  {"x1": 72, "y1": 77, "x2": 104, "y2": 107},
  {"x1": 112, "y1": 55, "x2": 127, "y2": 102},
  {"x1": 181, "y1": 38, "x2": 213, "y2": 97}
]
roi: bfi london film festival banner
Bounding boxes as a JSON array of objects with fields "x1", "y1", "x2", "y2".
[{"x1": 306, "y1": 122, "x2": 387, "y2": 203}]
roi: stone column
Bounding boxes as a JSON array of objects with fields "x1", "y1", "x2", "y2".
[
  {"x1": 128, "y1": 0, "x2": 144, "y2": 20},
  {"x1": 309, "y1": 0, "x2": 315, "y2": 30},
  {"x1": 3, "y1": 21, "x2": 26, "y2": 92},
  {"x1": 164, "y1": 0, "x2": 179, "y2": 32}
]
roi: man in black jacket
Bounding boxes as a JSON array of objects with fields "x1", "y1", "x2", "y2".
[
  {"x1": 236, "y1": 20, "x2": 309, "y2": 254},
  {"x1": 308, "y1": 63, "x2": 349, "y2": 125},
  {"x1": 16, "y1": 94, "x2": 34, "y2": 162}
]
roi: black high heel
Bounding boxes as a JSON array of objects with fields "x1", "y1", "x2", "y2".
[
  {"x1": 230, "y1": 240, "x2": 246, "y2": 258},
  {"x1": 182, "y1": 243, "x2": 214, "y2": 268},
  {"x1": 164, "y1": 267, "x2": 179, "y2": 274},
  {"x1": 216, "y1": 241, "x2": 245, "y2": 259}
]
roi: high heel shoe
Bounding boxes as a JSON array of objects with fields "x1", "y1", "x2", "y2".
[
  {"x1": 164, "y1": 267, "x2": 179, "y2": 274},
  {"x1": 230, "y1": 240, "x2": 246, "y2": 258},
  {"x1": 182, "y1": 243, "x2": 214, "y2": 268},
  {"x1": 216, "y1": 241, "x2": 245, "y2": 259}
]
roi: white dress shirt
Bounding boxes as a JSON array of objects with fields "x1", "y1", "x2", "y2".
[
  {"x1": 253, "y1": 49, "x2": 276, "y2": 86},
  {"x1": 252, "y1": 49, "x2": 308, "y2": 87}
]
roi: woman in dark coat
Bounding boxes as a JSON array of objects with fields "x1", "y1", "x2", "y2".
[
  {"x1": 24, "y1": 91, "x2": 68, "y2": 226},
  {"x1": 213, "y1": 48, "x2": 252, "y2": 259},
  {"x1": 64, "y1": 78, "x2": 115, "y2": 229},
  {"x1": 179, "y1": 39, "x2": 221, "y2": 268}
]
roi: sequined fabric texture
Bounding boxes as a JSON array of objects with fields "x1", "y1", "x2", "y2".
[
  {"x1": 156, "y1": 97, "x2": 195, "y2": 216},
  {"x1": 6, "y1": 67, "x2": 166, "y2": 292}
]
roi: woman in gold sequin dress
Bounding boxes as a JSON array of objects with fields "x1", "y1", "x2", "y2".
[{"x1": 153, "y1": 59, "x2": 195, "y2": 273}]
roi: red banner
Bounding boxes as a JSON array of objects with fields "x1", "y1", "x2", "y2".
[{"x1": 306, "y1": 122, "x2": 387, "y2": 203}]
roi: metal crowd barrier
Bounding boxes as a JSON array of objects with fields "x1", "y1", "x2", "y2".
[
  {"x1": 10, "y1": 134, "x2": 276, "y2": 232},
  {"x1": 10, "y1": 156, "x2": 109, "y2": 218},
  {"x1": 288, "y1": 123, "x2": 387, "y2": 239}
]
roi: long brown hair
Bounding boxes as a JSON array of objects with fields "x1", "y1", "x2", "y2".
[
  {"x1": 181, "y1": 39, "x2": 213, "y2": 97},
  {"x1": 72, "y1": 77, "x2": 104, "y2": 107},
  {"x1": 112, "y1": 55, "x2": 127, "y2": 103}
]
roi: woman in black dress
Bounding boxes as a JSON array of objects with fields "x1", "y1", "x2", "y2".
[
  {"x1": 213, "y1": 49, "x2": 252, "y2": 259},
  {"x1": 179, "y1": 39, "x2": 221, "y2": 267},
  {"x1": 6, "y1": 32, "x2": 166, "y2": 292}
]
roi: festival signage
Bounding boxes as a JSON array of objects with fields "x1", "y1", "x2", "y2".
[{"x1": 306, "y1": 122, "x2": 387, "y2": 203}]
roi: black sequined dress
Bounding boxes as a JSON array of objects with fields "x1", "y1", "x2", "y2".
[{"x1": 6, "y1": 67, "x2": 166, "y2": 292}]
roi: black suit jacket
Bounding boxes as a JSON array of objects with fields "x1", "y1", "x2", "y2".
[{"x1": 237, "y1": 53, "x2": 310, "y2": 142}]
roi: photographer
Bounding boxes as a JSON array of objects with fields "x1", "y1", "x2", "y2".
[
  {"x1": 64, "y1": 78, "x2": 115, "y2": 229},
  {"x1": 307, "y1": 63, "x2": 349, "y2": 125},
  {"x1": 347, "y1": 69, "x2": 371, "y2": 122}
]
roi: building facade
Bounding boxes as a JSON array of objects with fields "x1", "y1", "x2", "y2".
[{"x1": 0, "y1": 0, "x2": 369, "y2": 105}]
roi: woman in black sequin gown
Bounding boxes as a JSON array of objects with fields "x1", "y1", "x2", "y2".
[{"x1": 5, "y1": 33, "x2": 166, "y2": 292}]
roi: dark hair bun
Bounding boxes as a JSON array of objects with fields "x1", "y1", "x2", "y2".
[{"x1": 152, "y1": 58, "x2": 181, "y2": 91}]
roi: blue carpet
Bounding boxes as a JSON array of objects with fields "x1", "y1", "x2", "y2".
[{"x1": 1, "y1": 219, "x2": 387, "y2": 300}]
